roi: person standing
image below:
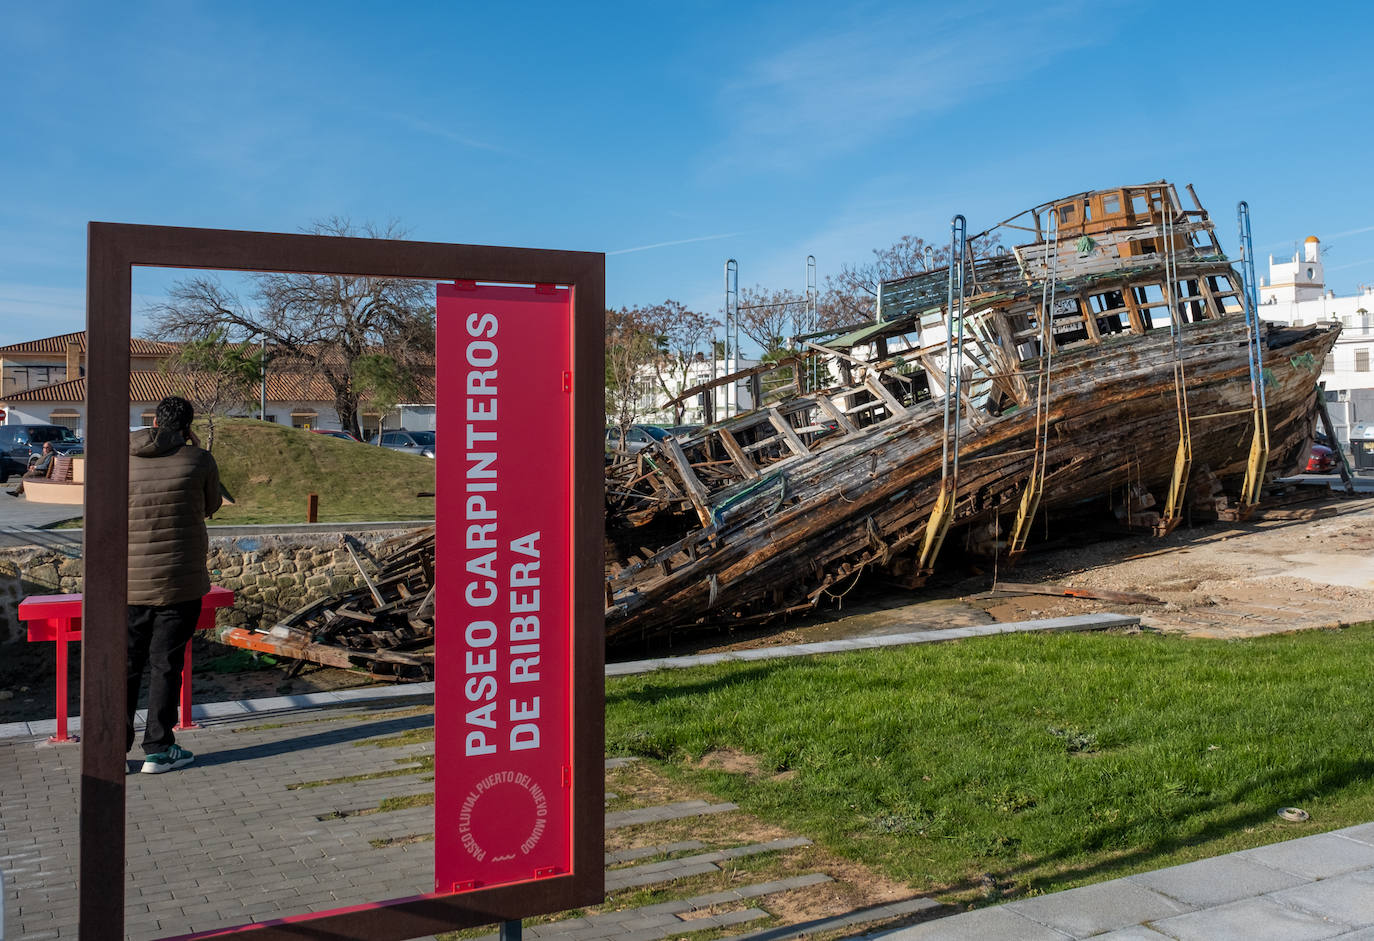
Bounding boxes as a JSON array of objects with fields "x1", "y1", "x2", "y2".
[{"x1": 127, "y1": 396, "x2": 222, "y2": 773}]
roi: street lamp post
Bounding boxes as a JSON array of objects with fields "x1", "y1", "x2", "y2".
[{"x1": 259, "y1": 334, "x2": 267, "y2": 421}]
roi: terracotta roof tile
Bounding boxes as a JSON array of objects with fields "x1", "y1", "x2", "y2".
[
  {"x1": 0, "y1": 376, "x2": 87, "y2": 403},
  {"x1": 0, "y1": 331, "x2": 180, "y2": 356},
  {"x1": 1, "y1": 370, "x2": 435, "y2": 405}
]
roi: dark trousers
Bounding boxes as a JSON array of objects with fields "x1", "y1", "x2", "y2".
[{"x1": 127, "y1": 600, "x2": 201, "y2": 754}]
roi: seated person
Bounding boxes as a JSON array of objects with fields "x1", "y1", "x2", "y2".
[{"x1": 7, "y1": 442, "x2": 56, "y2": 496}]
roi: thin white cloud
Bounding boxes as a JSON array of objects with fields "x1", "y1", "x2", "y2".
[
  {"x1": 385, "y1": 112, "x2": 515, "y2": 156},
  {"x1": 1262, "y1": 225, "x2": 1374, "y2": 251},
  {"x1": 712, "y1": 1, "x2": 1097, "y2": 172},
  {"x1": 0, "y1": 283, "x2": 85, "y2": 345},
  {"x1": 609, "y1": 233, "x2": 742, "y2": 256},
  {"x1": 1326, "y1": 225, "x2": 1374, "y2": 240},
  {"x1": 0, "y1": 282, "x2": 189, "y2": 347},
  {"x1": 1326, "y1": 257, "x2": 1374, "y2": 273}
]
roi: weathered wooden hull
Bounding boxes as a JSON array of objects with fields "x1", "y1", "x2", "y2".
[{"x1": 604, "y1": 320, "x2": 1337, "y2": 642}]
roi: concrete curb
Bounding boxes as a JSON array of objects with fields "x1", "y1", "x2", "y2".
[{"x1": 0, "y1": 613, "x2": 1138, "y2": 742}]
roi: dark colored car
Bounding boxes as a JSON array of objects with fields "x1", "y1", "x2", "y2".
[
  {"x1": 311, "y1": 429, "x2": 362, "y2": 442},
  {"x1": 1305, "y1": 443, "x2": 1336, "y2": 474},
  {"x1": 605, "y1": 424, "x2": 673, "y2": 453},
  {"x1": 368, "y1": 429, "x2": 436, "y2": 458},
  {"x1": 0, "y1": 424, "x2": 81, "y2": 481}
]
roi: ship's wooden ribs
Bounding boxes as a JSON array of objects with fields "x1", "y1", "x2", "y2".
[
  {"x1": 603, "y1": 202, "x2": 1337, "y2": 642},
  {"x1": 767, "y1": 408, "x2": 810, "y2": 457},
  {"x1": 864, "y1": 375, "x2": 907, "y2": 416},
  {"x1": 816, "y1": 394, "x2": 858, "y2": 433},
  {"x1": 219, "y1": 526, "x2": 437, "y2": 680},
  {"x1": 660, "y1": 435, "x2": 715, "y2": 528},
  {"x1": 717, "y1": 428, "x2": 761, "y2": 479}
]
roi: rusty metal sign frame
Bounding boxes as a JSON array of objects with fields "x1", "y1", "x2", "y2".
[{"x1": 81, "y1": 222, "x2": 605, "y2": 941}]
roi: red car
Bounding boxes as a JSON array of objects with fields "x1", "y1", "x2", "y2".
[{"x1": 1305, "y1": 443, "x2": 1336, "y2": 473}]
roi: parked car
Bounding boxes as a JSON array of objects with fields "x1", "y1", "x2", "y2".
[
  {"x1": 368, "y1": 429, "x2": 435, "y2": 458},
  {"x1": 1305, "y1": 442, "x2": 1336, "y2": 474},
  {"x1": 605, "y1": 424, "x2": 673, "y2": 453},
  {"x1": 311, "y1": 429, "x2": 362, "y2": 442},
  {"x1": 0, "y1": 424, "x2": 81, "y2": 481}
]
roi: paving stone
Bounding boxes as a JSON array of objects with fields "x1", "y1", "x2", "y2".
[
  {"x1": 604, "y1": 800, "x2": 738, "y2": 829},
  {"x1": 1151, "y1": 895, "x2": 1350, "y2": 940},
  {"x1": 1268, "y1": 869, "x2": 1374, "y2": 928},
  {"x1": 676, "y1": 907, "x2": 769, "y2": 930},
  {"x1": 605, "y1": 838, "x2": 811, "y2": 890},
  {"x1": 1336, "y1": 823, "x2": 1374, "y2": 847},
  {"x1": 1003, "y1": 879, "x2": 1193, "y2": 938},
  {"x1": 1088, "y1": 927, "x2": 1177, "y2": 940},
  {"x1": 1128, "y1": 853, "x2": 1309, "y2": 907},
  {"x1": 731, "y1": 896, "x2": 940, "y2": 941},
  {"x1": 605, "y1": 839, "x2": 706, "y2": 865},
  {"x1": 1239, "y1": 832, "x2": 1374, "y2": 880},
  {"x1": 875, "y1": 905, "x2": 1072, "y2": 940},
  {"x1": 604, "y1": 615, "x2": 1137, "y2": 677},
  {"x1": 1329, "y1": 928, "x2": 1374, "y2": 940},
  {"x1": 607, "y1": 861, "x2": 721, "y2": 890}
]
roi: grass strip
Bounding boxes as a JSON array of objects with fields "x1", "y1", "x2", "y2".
[{"x1": 287, "y1": 757, "x2": 433, "y2": 789}]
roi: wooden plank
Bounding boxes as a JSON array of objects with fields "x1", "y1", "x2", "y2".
[
  {"x1": 993, "y1": 582, "x2": 1165, "y2": 605},
  {"x1": 1251, "y1": 506, "x2": 1337, "y2": 521},
  {"x1": 816, "y1": 394, "x2": 858, "y2": 433},
  {"x1": 343, "y1": 538, "x2": 385, "y2": 608},
  {"x1": 660, "y1": 434, "x2": 715, "y2": 529},
  {"x1": 333, "y1": 606, "x2": 377, "y2": 624},
  {"x1": 767, "y1": 407, "x2": 810, "y2": 457},
  {"x1": 717, "y1": 428, "x2": 760, "y2": 479},
  {"x1": 864, "y1": 374, "x2": 907, "y2": 417}
]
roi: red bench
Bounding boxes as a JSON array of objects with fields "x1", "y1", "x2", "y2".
[{"x1": 18, "y1": 586, "x2": 235, "y2": 743}]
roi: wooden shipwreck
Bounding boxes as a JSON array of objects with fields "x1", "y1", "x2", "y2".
[
  {"x1": 219, "y1": 528, "x2": 436, "y2": 679},
  {"x1": 604, "y1": 182, "x2": 1340, "y2": 644}
]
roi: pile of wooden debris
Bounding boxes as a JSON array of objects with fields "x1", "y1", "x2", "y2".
[{"x1": 219, "y1": 527, "x2": 436, "y2": 680}]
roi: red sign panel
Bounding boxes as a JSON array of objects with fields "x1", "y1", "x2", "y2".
[{"x1": 435, "y1": 282, "x2": 575, "y2": 893}]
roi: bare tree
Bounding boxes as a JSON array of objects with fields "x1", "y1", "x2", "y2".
[
  {"x1": 636, "y1": 300, "x2": 718, "y2": 424},
  {"x1": 818, "y1": 233, "x2": 1005, "y2": 327},
  {"x1": 604, "y1": 306, "x2": 658, "y2": 442},
  {"x1": 145, "y1": 219, "x2": 434, "y2": 437},
  {"x1": 733, "y1": 286, "x2": 803, "y2": 356}
]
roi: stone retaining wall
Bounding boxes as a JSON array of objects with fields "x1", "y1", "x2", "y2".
[{"x1": 0, "y1": 528, "x2": 425, "y2": 645}]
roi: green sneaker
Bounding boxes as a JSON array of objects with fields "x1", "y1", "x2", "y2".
[{"x1": 141, "y1": 744, "x2": 194, "y2": 774}]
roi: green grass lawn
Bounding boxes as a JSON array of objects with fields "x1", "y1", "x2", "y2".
[
  {"x1": 54, "y1": 418, "x2": 435, "y2": 526},
  {"x1": 606, "y1": 624, "x2": 1374, "y2": 906},
  {"x1": 204, "y1": 418, "x2": 434, "y2": 524}
]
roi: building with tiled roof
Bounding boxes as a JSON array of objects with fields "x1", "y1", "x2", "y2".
[
  {"x1": 0, "y1": 331, "x2": 179, "y2": 398},
  {"x1": 1, "y1": 371, "x2": 436, "y2": 436}
]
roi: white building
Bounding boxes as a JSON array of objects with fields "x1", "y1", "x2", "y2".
[
  {"x1": 634, "y1": 355, "x2": 761, "y2": 427},
  {"x1": 1257, "y1": 236, "x2": 1374, "y2": 464}
]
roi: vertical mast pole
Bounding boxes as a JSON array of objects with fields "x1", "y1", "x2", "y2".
[{"x1": 724, "y1": 259, "x2": 739, "y2": 419}]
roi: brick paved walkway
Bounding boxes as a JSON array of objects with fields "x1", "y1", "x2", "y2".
[
  {"x1": 0, "y1": 696, "x2": 937, "y2": 940},
  {"x1": 3, "y1": 698, "x2": 442, "y2": 939},
  {"x1": 6, "y1": 612, "x2": 1371, "y2": 941}
]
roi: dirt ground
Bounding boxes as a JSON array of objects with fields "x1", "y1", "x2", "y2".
[
  {"x1": 6, "y1": 489, "x2": 1372, "y2": 725},
  {"x1": 683, "y1": 488, "x2": 1374, "y2": 654}
]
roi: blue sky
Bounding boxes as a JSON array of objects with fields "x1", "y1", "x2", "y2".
[{"x1": 2, "y1": 0, "x2": 1372, "y2": 348}]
